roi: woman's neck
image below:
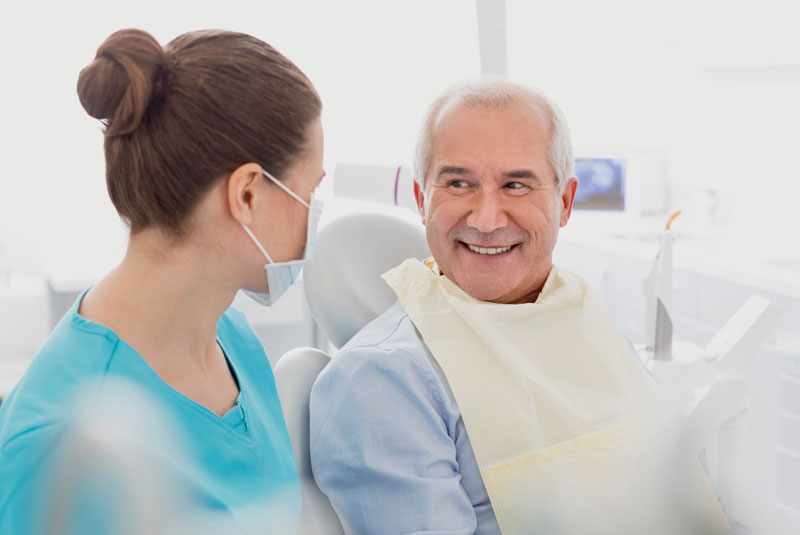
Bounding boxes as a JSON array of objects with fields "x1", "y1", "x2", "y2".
[{"x1": 80, "y1": 228, "x2": 239, "y2": 376}]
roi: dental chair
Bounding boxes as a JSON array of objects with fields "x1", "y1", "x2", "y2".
[{"x1": 274, "y1": 211, "x2": 430, "y2": 534}]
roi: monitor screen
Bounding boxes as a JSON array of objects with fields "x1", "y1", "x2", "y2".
[{"x1": 573, "y1": 158, "x2": 626, "y2": 211}]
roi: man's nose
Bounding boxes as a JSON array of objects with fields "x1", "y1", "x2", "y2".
[{"x1": 465, "y1": 189, "x2": 508, "y2": 234}]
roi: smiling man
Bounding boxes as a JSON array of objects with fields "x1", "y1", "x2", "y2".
[
  {"x1": 309, "y1": 80, "x2": 730, "y2": 534},
  {"x1": 416, "y1": 92, "x2": 574, "y2": 305}
]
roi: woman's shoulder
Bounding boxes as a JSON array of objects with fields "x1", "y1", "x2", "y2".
[
  {"x1": 1, "y1": 306, "x2": 120, "y2": 423},
  {"x1": 0, "y1": 299, "x2": 124, "y2": 487}
]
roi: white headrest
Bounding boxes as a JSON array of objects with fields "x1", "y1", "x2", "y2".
[{"x1": 303, "y1": 211, "x2": 430, "y2": 349}]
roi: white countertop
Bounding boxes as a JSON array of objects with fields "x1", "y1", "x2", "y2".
[{"x1": 559, "y1": 214, "x2": 800, "y2": 300}]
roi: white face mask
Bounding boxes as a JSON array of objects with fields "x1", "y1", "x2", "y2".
[{"x1": 241, "y1": 169, "x2": 323, "y2": 306}]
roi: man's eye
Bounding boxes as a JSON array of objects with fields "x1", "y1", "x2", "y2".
[
  {"x1": 504, "y1": 181, "x2": 529, "y2": 194},
  {"x1": 448, "y1": 180, "x2": 470, "y2": 189}
]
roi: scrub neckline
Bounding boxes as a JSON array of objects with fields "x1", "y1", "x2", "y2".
[{"x1": 69, "y1": 288, "x2": 251, "y2": 440}]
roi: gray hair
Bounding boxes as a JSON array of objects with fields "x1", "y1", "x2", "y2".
[{"x1": 413, "y1": 79, "x2": 574, "y2": 193}]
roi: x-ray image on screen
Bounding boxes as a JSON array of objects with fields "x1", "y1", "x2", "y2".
[{"x1": 573, "y1": 158, "x2": 626, "y2": 211}]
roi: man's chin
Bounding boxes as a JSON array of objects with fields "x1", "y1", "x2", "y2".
[{"x1": 453, "y1": 276, "x2": 517, "y2": 304}]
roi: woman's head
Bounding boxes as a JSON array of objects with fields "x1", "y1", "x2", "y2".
[{"x1": 77, "y1": 28, "x2": 322, "y2": 236}]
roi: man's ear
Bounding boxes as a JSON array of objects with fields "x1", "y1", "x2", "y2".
[
  {"x1": 559, "y1": 177, "x2": 579, "y2": 227},
  {"x1": 414, "y1": 180, "x2": 427, "y2": 224},
  {"x1": 227, "y1": 163, "x2": 265, "y2": 226}
]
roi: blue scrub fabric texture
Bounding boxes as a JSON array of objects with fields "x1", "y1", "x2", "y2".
[
  {"x1": 0, "y1": 291, "x2": 300, "y2": 534},
  {"x1": 310, "y1": 301, "x2": 501, "y2": 535}
]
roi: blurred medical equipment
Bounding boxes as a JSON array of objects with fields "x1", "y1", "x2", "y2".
[
  {"x1": 274, "y1": 211, "x2": 429, "y2": 533},
  {"x1": 638, "y1": 213, "x2": 784, "y2": 526},
  {"x1": 778, "y1": 337, "x2": 800, "y2": 529},
  {"x1": 333, "y1": 163, "x2": 418, "y2": 213},
  {"x1": 572, "y1": 149, "x2": 668, "y2": 219},
  {"x1": 572, "y1": 157, "x2": 626, "y2": 211},
  {"x1": 643, "y1": 211, "x2": 681, "y2": 361}
]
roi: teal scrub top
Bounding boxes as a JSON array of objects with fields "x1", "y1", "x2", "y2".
[{"x1": 0, "y1": 291, "x2": 300, "y2": 533}]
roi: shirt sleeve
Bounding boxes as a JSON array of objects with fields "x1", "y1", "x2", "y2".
[{"x1": 309, "y1": 344, "x2": 477, "y2": 535}]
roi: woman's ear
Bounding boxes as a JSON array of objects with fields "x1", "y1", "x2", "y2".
[{"x1": 227, "y1": 163, "x2": 265, "y2": 226}]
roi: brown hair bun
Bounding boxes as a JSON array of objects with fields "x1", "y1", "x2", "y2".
[
  {"x1": 77, "y1": 29, "x2": 165, "y2": 136},
  {"x1": 78, "y1": 29, "x2": 321, "y2": 235}
]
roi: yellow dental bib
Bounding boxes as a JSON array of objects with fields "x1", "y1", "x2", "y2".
[{"x1": 382, "y1": 258, "x2": 729, "y2": 534}]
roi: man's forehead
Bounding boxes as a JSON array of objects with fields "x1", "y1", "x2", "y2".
[
  {"x1": 433, "y1": 96, "x2": 550, "y2": 137},
  {"x1": 429, "y1": 98, "x2": 552, "y2": 170}
]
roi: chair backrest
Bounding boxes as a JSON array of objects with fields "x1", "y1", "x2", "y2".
[
  {"x1": 274, "y1": 210, "x2": 429, "y2": 533},
  {"x1": 303, "y1": 211, "x2": 430, "y2": 349},
  {"x1": 274, "y1": 347, "x2": 343, "y2": 534}
]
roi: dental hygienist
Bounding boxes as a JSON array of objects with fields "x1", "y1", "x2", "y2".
[{"x1": 0, "y1": 28, "x2": 324, "y2": 533}]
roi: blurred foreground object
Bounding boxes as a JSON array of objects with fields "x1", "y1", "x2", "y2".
[
  {"x1": 45, "y1": 378, "x2": 182, "y2": 535},
  {"x1": 639, "y1": 215, "x2": 784, "y2": 526}
]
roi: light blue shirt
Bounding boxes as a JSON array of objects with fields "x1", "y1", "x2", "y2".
[
  {"x1": 0, "y1": 291, "x2": 300, "y2": 533},
  {"x1": 310, "y1": 301, "x2": 500, "y2": 534}
]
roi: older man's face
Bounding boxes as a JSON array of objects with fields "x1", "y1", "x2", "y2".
[{"x1": 417, "y1": 99, "x2": 577, "y2": 304}]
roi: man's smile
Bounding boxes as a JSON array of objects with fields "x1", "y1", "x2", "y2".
[{"x1": 460, "y1": 242, "x2": 519, "y2": 256}]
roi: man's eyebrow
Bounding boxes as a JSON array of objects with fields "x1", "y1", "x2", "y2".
[
  {"x1": 503, "y1": 169, "x2": 541, "y2": 181},
  {"x1": 436, "y1": 165, "x2": 472, "y2": 178},
  {"x1": 435, "y1": 166, "x2": 544, "y2": 182}
]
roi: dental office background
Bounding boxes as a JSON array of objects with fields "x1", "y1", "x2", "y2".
[{"x1": 1, "y1": 0, "x2": 798, "y2": 532}]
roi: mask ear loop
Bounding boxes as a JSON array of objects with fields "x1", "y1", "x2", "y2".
[
  {"x1": 241, "y1": 224, "x2": 275, "y2": 264},
  {"x1": 262, "y1": 169, "x2": 311, "y2": 208}
]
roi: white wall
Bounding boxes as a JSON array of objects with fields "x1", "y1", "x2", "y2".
[
  {"x1": 0, "y1": 0, "x2": 480, "y2": 276},
  {"x1": 508, "y1": 0, "x2": 799, "y2": 261},
  {"x1": 2, "y1": 0, "x2": 797, "y2": 277}
]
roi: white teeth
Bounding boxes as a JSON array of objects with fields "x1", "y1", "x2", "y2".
[{"x1": 466, "y1": 243, "x2": 513, "y2": 255}]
